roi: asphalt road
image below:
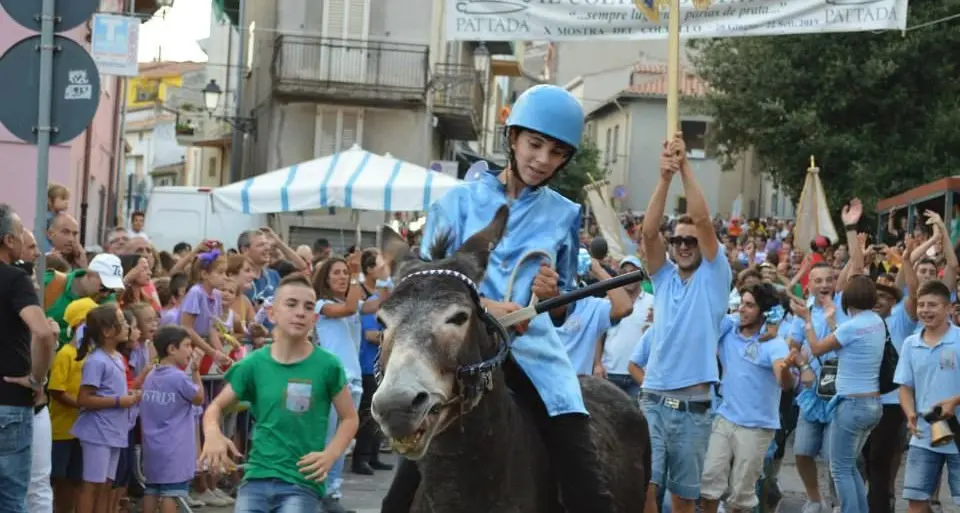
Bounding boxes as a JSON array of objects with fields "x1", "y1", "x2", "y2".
[{"x1": 193, "y1": 447, "x2": 960, "y2": 513}]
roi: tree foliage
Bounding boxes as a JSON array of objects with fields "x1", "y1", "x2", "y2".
[
  {"x1": 552, "y1": 137, "x2": 608, "y2": 203},
  {"x1": 690, "y1": 0, "x2": 960, "y2": 217}
]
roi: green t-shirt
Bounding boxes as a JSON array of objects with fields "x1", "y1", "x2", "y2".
[
  {"x1": 225, "y1": 344, "x2": 347, "y2": 497},
  {"x1": 43, "y1": 269, "x2": 115, "y2": 348}
]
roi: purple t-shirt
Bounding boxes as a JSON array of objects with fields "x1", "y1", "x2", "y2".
[
  {"x1": 179, "y1": 284, "x2": 222, "y2": 337},
  {"x1": 140, "y1": 365, "x2": 200, "y2": 484},
  {"x1": 129, "y1": 344, "x2": 149, "y2": 378},
  {"x1": 159, "y1": 307, "x2": 180, "y2": 327},
  {"x1": 70, "y1": 349, "x2": 131, "y2": 448}
]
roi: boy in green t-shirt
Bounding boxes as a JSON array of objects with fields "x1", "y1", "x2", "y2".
[{"x1": 199, "y1": 274, "x2": 359, "y2": 511}]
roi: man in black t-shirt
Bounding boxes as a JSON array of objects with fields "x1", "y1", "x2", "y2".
[{"x1": 0, "y1": 203, "x2": 57, "y2": 513}]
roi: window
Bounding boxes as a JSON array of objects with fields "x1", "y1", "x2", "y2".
[
  {"x1": 612, "y1": 125, "x2": 619, "y2": 163},
  {"x1": 680, "y1": 120, "x2": 707, "y2": 159},
  {"x1": 314, "y1": 108, "x2": 365, "y2": 158},
  {"x1": 676, "y1": 195, "x2": 687, "y2": 214},
  {"x1": 208, "y1": 156, "x2": 217, "y2": 178},
  {"x1": 771, "y1": 192, "x2": 779, "y2": 216},
  {"x1": 604, "y1": 127, "x2": 611, "y2": 165},
  {"x1": 135, "y1": 81, "x2": 159, "y2": 103}
]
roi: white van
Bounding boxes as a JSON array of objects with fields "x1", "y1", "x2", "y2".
[{"x1": 144, "y1": 186, "x2": 267, "y2": 252}]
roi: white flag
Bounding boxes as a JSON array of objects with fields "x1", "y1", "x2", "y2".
[{"x1": 794, "y1": 167, "x2": 838, "y2": 248}]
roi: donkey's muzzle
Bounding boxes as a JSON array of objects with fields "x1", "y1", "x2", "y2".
[{"x1": 372, "y1": 387, "x2": 437, "y2": 439}]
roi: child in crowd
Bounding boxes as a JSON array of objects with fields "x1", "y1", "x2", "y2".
[
  {"x1": 49, "y1": 298, "x2": 98, "y2": 513},
  {"x1": 111, "y1": 309, "x2": 143, "y2": 512},
  {"x1": 140, "y1": 325, "x2": 205, "y2": 513},
  {"x1": 72, "y1": 304, "x2": 141, "y2": 513},
  {"x1": 46, "y1": 183, "x2": 70, "y2": 251},
  {"x1": 180, "y1": 250, "x2": 229, "y2": 368},
  {"x1": 156, "y1": 273, "x2": 188, "y2": 327},
  {"x1": 180, "y1": 251, "x2": 233, "y2": 506},
  {"x1": 129, "y1": 302, "x2": 159, "y2": 384},
  {"x1": 199, "y1": 274, "x2": 359, "y2": 512}
]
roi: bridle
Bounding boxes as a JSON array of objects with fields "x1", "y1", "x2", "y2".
[{"x1": 375, "y1": 268, "x2": 512, "y2": 419}]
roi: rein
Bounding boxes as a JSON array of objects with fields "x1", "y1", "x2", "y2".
[{"x1": 377, "y1": 268, "x2": 512, "y2": 420}]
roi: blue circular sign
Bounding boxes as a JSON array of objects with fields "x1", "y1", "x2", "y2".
[
  {"x1": 0, "y1": 35, "x2": 102, "y2": 145},
  {"x1": 0, "y1": 0, "x2": 101, "y2": 32}
]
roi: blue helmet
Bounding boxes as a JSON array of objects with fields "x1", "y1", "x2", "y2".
[{"x1": 505, "y1": 85, "x2": 584, "y2": 150}]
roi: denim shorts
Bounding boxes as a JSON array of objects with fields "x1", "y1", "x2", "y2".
[
  {"x1": 144, "y1": 481, "x2": 190, "y2": 498},
  {"x1": 0, "y1": 405, "x2": 33, "y2": 513},
  {"x1": 51, "y1": 439, "x2": 83, "y2": 481},
  {"x1": 234, "y1": 478, "x2": 322, "y2": 513},
  {"x1": 902, "y1": 446, "x2": 960, "y2": 504},
  {"x1": 793, "y1": 416, "x2": 831, "y2": 458},
  {"x1": 640, "y1": 395, "x2": 713, "y2": 500}
]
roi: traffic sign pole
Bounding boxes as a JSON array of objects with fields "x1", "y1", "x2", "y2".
[{"x1": 33, "y1": 0, "x2": 56, "y2": 307}]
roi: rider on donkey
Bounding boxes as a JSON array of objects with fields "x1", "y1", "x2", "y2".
[{"x1": 381, "y1": 84, "x2": 618, "y2": 513}]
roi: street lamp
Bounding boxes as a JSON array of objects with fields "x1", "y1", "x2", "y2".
[
  {"x1": 203, "y1": 79, "x2": 221, "y2": 113},
  {"x1": 200, "y1": 79, "x2": 256, "y2": 136}
]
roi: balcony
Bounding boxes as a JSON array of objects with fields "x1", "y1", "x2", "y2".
[
  {"x1": 272, "y1": 36, "x2": 429, "y2": 109},
  {"x1": 432, "y1": 63, "x2": 483, "y2": 141}
]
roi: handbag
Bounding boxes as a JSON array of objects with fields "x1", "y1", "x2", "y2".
[
  {"x1": 878, "y1": 322, "x2": 900, "y2": 394},
  {"x1": 815, "y1": 356, "x2": 838, "y2": 400}
]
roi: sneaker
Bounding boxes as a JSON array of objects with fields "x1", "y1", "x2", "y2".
[
  {"x1": 186, "y1": 493, "x2": 206, "y2": 508},
  {"x1": 212, "y1": 488, "x2": 236, "y2": 504},
  {"x1": 197, "y1": 489, "x2": 229, "y2": 507},
  {"x1": 800, "y1": 501, "x2": 826, "y2": 513},
  {"x1": 322, "y1": 495, "x2": 356, "y2": 513}
]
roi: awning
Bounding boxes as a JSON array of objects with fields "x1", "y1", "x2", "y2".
[{"x1": 213, "y1": 145, "x2": 461, "y2": 214}]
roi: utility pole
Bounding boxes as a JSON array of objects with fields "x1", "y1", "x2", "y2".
[{"x1": 227, "y1": 0, "x2": 246, "y2": 184}]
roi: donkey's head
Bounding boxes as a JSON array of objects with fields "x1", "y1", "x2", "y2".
[{"x1": 372, "y1": 206, "x2": 509, "y2": 459}]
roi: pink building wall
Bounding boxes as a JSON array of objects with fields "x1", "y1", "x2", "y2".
[{"x1": 0, "y1": 0, "x2": 124, "y2": 245}]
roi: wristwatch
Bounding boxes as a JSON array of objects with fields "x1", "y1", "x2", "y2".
[{"x1": 28, "y1": 375, "x2": 46, "y2": 390}]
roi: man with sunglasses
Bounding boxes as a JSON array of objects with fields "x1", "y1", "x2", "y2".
[{"x1": 638, "y1": 132, "x2": 732, "y2": 513}]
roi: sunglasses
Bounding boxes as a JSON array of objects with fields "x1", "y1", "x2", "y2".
[{"x1": 668, "y1": 236, "x2": 699, "y2": 248}]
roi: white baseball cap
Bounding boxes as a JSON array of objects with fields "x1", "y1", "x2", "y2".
[{"x1": 87, "y1": 253, "x2": 125, "y2": 290}]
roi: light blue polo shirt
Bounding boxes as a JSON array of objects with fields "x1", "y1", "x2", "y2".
[
  {"x1": 882, "y1": 302, "x2": 919, "y2": 405},
  {"x1": 643, "y1": 250, "x2": 731, "y2": 391},
  {"x1": 715, "y1": 315, "x2": 790, "y2": 429},
  {"x1": 630, "y1": 327, "x2": 654, "y2": 368},
  {"x1": 834, "y1": 310, "x2": 886, "y2": 395},
  {"x1": 894, "y1": 325, "x2": 960, "y2": 454},
  {"x1": 558, "y1": 297, "x2": 613, "y2": 375}
]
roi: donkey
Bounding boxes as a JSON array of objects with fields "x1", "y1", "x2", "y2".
[{"x1": 371, "y1": 205, "x2": 651, "y2": 513}]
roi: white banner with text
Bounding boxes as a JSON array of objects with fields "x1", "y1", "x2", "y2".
[{"x1": 447, "y1": 0, "x2": 909, "y2": 41}]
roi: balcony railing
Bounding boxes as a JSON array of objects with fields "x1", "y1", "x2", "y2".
[
  {"x1": 432, "y1": 63, "x2": 483, "y2": 141},
  {"x1": 272, "y1": 35, "x2": 429, "y2": 108}
]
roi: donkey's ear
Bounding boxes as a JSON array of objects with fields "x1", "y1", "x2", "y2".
[
  {"x1": 380, "y1": 225, "x2": 418, "y2": 278},
  {"x1": 456, "y1": 205, "x2": 509, "y2": 279}
]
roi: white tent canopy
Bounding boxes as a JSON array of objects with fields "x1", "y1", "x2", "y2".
[{"x1": 212, "y1": 145, "x2": 461, "y2": 214}]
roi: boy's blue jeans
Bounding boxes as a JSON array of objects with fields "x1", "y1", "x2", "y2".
[{"x1": 235, "y1": 478, "x2": 322, "y2": 512}]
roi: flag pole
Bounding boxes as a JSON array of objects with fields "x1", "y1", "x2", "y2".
[
  {"x1": 809, "y1": 155, "x2": 820, "y2": 239},
  {"x1": 665, "y1": 0, "x2": 681, "y2": 139}
]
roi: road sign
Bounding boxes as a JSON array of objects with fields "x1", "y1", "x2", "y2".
[
  {"x1": 0, "y1": 35, "x2": 101, "y2": 145},
  {"x1": 0, "y1": 0, "x2": 100, "y2": 32},
  {"x1": 90, "y1": 14, "x2": 140, "y2": 77}
]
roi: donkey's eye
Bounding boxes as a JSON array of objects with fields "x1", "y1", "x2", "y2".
[{"x1": 446, "y1": 312, "x2": 469, "y2": 326}]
